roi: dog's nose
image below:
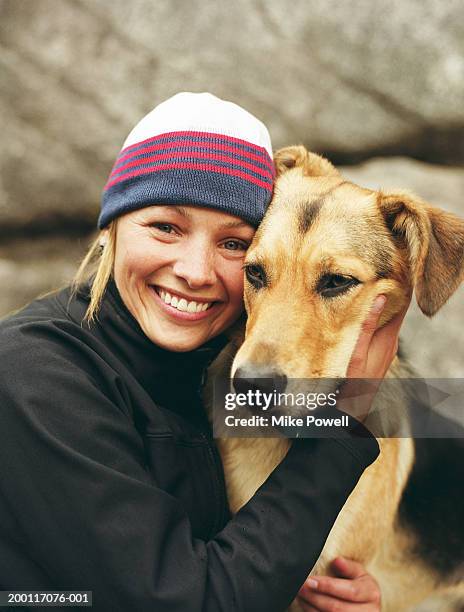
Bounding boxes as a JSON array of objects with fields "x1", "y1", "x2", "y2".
[{"x1": 233, "y1": 365, "x2": 288, "y2": 400}]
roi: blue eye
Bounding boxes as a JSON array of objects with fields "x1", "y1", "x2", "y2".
[
  {"x1": 223, "y1": 240, "x2": 248, "y2": 251},
  {"x1": 152, "y1": 223, "x2": 174, "y2": 234}
]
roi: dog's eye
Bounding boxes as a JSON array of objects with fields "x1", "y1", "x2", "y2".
[
  {"x1": 317, "y1": 274, "x2": 360, "y2": 298},
  {"x1": 245, "y1": 264, "x2": 266, "y2": 288}
]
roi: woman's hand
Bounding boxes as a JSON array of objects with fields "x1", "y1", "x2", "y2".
[
  {"x1": 337, "y1": 294, "x2": 410, "y2": 422},
  {"x1": 297, "y1": 557, "x2": 381, "y2": 611},
  {"x1": 346, "y1": 295, "x2": 409, "y2": 381}
]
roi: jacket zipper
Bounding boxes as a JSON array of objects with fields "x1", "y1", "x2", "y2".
[
  {"x1": 201, "y1": 432, "x2": 229, "y2": 538},
  {"x1": 198, "y1": 365, "x2": 229, "y2": 537}
]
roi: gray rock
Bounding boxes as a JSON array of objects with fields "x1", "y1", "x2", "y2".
[
  {"x1": 1, "y1": 0, "x2": 463, "y2": 229},
  {"x1": 0, "y1": 234, "x2": 91, "y2": 318}
]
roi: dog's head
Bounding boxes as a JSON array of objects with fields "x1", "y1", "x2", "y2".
[{"x1": 232, "y1": 145, "x2": 464, "y2": 383}]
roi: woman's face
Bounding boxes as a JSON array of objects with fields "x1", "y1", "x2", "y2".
[{"x1": 113, "y1": 205, "x2": 255, "y2": 352}]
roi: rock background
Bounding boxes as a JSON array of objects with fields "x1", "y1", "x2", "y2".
[
  {"x1": 0, "y1": 3, "x2": 463, "y2": 608},
  {"x1": 0, "y1": 0, "x2": 463, "y2": 233}
]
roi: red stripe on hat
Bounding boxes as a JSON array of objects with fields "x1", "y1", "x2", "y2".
[
  {"x1": 120, "y1": 130, "x2": 271, "y2": 159},
  {"x1": 105, "y1": 162, "x2": 273, "y2": 192},
  {"x1": 116, "y1": 139, "x2": 274, "y2": 172},
  {"x1": 110, "y1": 151, "x2": 273, "y2": 181}
]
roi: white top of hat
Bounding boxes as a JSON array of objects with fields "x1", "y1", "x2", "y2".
[{"x1": 122, "y1": 92, "x2": 273, "y2": 158}]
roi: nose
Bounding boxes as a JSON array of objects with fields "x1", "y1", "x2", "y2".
[
  {"x1": 233, "y1": 364, "x2": 288, "y2": 406},
  {"x1": 172, "y1": 243, "x2": 217, "y2": 289}
]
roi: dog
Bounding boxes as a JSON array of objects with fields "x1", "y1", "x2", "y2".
[{"x1": 207, "y1": 146, "x2": 464, "y2": 611}]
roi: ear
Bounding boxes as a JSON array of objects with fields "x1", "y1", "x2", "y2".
[
  {"x1": 274, "y1": 145, "x2": 340, "y2": 178},
  {"x1": 380, "y1": 192, "x2": 464, "y2": 316}
]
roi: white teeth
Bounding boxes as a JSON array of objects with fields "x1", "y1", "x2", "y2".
[
  {"x1": 177, "y1": 298, "x2": 188, "y2": 312},
  {"x1": 156, "y1": 288, "x2": 213, "y2": 313}
]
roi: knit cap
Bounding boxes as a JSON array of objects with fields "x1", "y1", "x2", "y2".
[{"x1": 98, "y1": 92, "x2": 274, "y2": 228}]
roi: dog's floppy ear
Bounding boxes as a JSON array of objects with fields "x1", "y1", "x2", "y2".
[
  {"x1": 274, "y1": 145, "x2": 340, "y2": 178},
  {"x1": 380, "y1": 192, "x2": 464, "y2": 316}
]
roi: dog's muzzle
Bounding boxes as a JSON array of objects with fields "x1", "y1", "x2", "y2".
[{"x1": 233, "y1": 364, "x2": 288, "y2": 405}]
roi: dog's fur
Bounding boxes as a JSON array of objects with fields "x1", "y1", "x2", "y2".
[{"x1": 207, "y1": 146, "x2": 464, "y2": 611}]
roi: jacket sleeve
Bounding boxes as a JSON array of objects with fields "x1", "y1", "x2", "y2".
[{"x1": 0, "y1": 324, "x2": 379, "y2": 612}]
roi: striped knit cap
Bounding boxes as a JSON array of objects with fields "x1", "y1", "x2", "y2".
[{"x1": 99, "y1": 92, "x2": 274, "y2": 228}]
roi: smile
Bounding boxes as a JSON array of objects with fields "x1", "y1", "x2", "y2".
[{"x1": 154, "y1": 287, "x2": 215, "y2": 313}]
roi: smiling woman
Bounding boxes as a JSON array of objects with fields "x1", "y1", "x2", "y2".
[
  {"x1": 0, "y1": 92, "x2": 381, "y2": 612},
  {"x1": 111, "y1": 205, "x2": 254, "y2": 352}
]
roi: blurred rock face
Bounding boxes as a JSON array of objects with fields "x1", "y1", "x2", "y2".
[{"x1": 0, "y1": 0, "x2": 463, "y2": 230}]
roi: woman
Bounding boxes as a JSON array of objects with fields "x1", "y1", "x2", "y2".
[{"x1": 0, "y1": 93, "x2": 401, "y2": 611}]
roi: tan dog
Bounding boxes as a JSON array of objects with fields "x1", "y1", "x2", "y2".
[{"x1": 208, "y1": 146, "x2": 464, "y2": 611}]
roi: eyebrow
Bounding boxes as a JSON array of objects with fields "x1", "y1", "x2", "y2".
[
  {"x1": 220, "y1": 220, "x2": 251, "y2": 229},
  {"x1": 170, "y1": 206, "x2": 192, "y2": 219}
]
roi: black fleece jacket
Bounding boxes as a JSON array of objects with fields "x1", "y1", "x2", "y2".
[{"x1": 0, "y1": 279, "x2": 379, "y2": 611}]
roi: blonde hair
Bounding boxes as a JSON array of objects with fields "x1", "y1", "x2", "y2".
[{"x1": 71, "y1": 221, "x2": 117, "y2": 323}]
